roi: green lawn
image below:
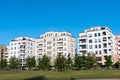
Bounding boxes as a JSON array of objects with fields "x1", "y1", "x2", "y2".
[{"x1": 0, "y1": 70, "x2": 120, "y2": 80}]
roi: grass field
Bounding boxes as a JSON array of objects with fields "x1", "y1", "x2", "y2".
[{"x1": 0, "y1": 70, "x2": 120, "y2": 80}]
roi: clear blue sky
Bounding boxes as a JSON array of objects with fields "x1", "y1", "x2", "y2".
[{"x1": 0, "y1": 0, "x2": 120, "y2": 45}]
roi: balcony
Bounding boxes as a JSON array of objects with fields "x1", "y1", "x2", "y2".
[
  {"x1": 57, "y1": 42, "x2": 63, "y2": 46},
  {"x1": 37, "y1": 50, "x2": 43, "y2": 53},
  {"x1": 108, "y1": 34, "x2": 112, "y2": 37},
  {"x1": 78, "y1": 36, "x2": 87, "y2": 39},
  {"x1": 57, "y1": 47, "x2": 63, "y2": 51},
  {"x1": 57, "y1": 44, "x2": 63, "y2": 47},
  {"x1": 19, "y1": 47, "x2": 26, "y2": 50},
  {"x1": 37, "y1": 45, "x2": 43, "y2": 49},
  {"x1": 78, "y1": 40, "x2": 86, "y2": 45},
  {"x1": 79, "y1": 47, "x2": 87, "y2": 51}
]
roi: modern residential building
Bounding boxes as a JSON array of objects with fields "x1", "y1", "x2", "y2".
[
  {"x1": 116, "y1": 35, "x2": 120, "y2": 58},
  {"x1": 8, "y1": 37, "x2": 37, "y2": 67},
  {"x1": 36, "y1": 31, "x2": 76, "y2": 64},
  {"x1": 78, "y1": 26, "x2": 117, "y2": 65},
  {"x1": 0, "y1": 45, "x2": 8, "y2": 61}
]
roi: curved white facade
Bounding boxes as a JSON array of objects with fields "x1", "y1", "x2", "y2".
[
  {"x1": 78, "y1": 26, "x2": 116, "y2": 56},
  {"x1": 8, "y1": 37, "x2": 37, "y2": 67}
]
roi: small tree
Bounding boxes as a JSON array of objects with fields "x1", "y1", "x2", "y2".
[
  {"x1": 26, "y1": 56, "x2": 36, "y2": 70},
  {"x1": 9, "y1": 57, "x2": 20, "y2": 69},
  {"x1": 105, "y1": 56, "x2": 113, "y2": 68},
  {"x1": 0, "y1": 59, "x2": 7, "y2": 69},
  {"x1": 84, "y1": 54, "x2": 96, "y2": 69},
  {"x1": 74, "y1": 53, "x2": 96, "y2": 70},
  {"x1": 74, "y1": 54, "x2": 83, "y2": 70},
  {"x1": 66, "y1": 54, "x2": 72, "y2": 70},
  {"x1": 38, "y1": 55, "x2": 50, "y2": 71},
  {"x1": 55, "y1": 53, "x2": 66, "y2": 72}
]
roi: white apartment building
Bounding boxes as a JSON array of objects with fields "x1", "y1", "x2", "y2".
[
  {"x1": 36, "y1": 31, "x2": 76, "y2": 64},
  {"x1": 8, "y1": 37, "x2": 36, "y2": 67},
  {"x1": 78, "y1": 26, "x2": 116, "y2": 56}
]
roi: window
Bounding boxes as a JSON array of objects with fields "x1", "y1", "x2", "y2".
[
  {"x1": 44, "y1": 39, "x2": 46, "y2": 42},
  {"x1": 64, "y1": 43, "x2": 66, "y2": 46},
  {"x1": 53, "y1": 48, "x2": 55, "y2": 51},
  {"x1": 53, "y1": 38, "x2": 55, "y2": 41},
  {"x1": 99, "y1": 45, "x2": 101, "y2": 48},
  {"x1": 47, "y1": 41, "x2": 52, "y2": 44},
  {"x1": 55, "y1": 33, "x2": 57, "y2": 36},
  {"x1": 89, "y1": 39, "x2": 92, "y2": 43},
  {"x1": 23, "y1": 42, "x2": 26, "y2": 44},
  {"x1": 98, "y1": 39, "x2": 101, "y2": 42},
  {"x1": 89, "y1": 45, "x2": 93, "y2": 49},
  {"x1": 96, "y1": 51, "x2": 98, "y2": 54},
  {"x1": 64, "y1": 38, "x2": 66, "y2": 41},
  {"x1": 11, "y1": 47, "x2": 13, "y2": 50},
  {"x1": 47, "y1": 51, "x2": 52, "y2": 55},
  {"x1": 47, "y1": 46, "x2": 52, "y2": 49},
  {"x1": 96, "y1": 57, "x2": 102, "y2": 61},
  {"x1": 95, "y1": 39, "x2": 97, "y2": 43},
  {"x1": 94, "y1": 33, "x2": 97, "y2": 37},
  {"x1": 103, "y1": 32, "x2": 106, "y2": 36},
  {"x1": 95, "y1": 45, "x2": 97, "y2": 48},
  {"x1": 98, "y1": 33, "x2": 101, "y2": 36},
  {"x1": 89, "y1": 34, "x2": 92, "y2": 37},
  {"x1": 53, "y1": 43, "x2": 55, "y2": 46},
  {"x1": 14, "y1": 47, "x2": 16, "y2": 49},
  {"x1": 99, "y1": 51, "x2": 101, "y2": 54},
  {"x1": 104, "y1": 49, "x2": 107, "y2": 53},
  {"x1": 64, "y1": 48, "x2": 66, "y2": 51},
  {"x1": 11, "y1": 43, "x2": 13, "y2": 46}
]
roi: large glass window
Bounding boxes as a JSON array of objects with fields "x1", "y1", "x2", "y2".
[
  {"x1": 94, "y1": 33, "x2": 97, "y2": 37},
  {"x1": 96, "y1": 51, "x2": 98, "y2": 54},
  {"x1": 98, "y1": 33, "x2": 101, "y2": 36},
  {"x1": 99, "y1": 51, "x2": 101, "y2": 54},
  {"x1": 89, "y1": 34, "x2": 92, "y2": 37},
  {"x1": 95, "y1": 45, "x2": 97, "y2": 48},
  {"x1": 99, "y1": 45, "x2": 101, "y2": 48},
  {"x1": 96, "y1": 57, "x2": 102, "y2": 61},
  {"x1": 89, "y1": 45, "x2": 93, "y2": 49},
  {"x1": 89, "y1": 39, "x2": 92, "y2": 43},
  {"x1": 95, "y1": 39, "x2": 97, "y2": 43}
]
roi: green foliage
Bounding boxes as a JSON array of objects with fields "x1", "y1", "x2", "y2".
[
  {"x1": 84, "y1": 54, "x2": 96, "y2": 69},
  {"x1": 113, "y1": 61, "x2": 120, "y2": 68},
  {"x1": 74, "y1": 54, "x2": 84, "y2": 69},
  {"x1": 74, "y1": 53, "x2": 96, "y2": 70},
  {"x1": 65, "y1": 54, "x2": 72, "y2": 70},
  {"x1": 26, "y1": 56, "x2": 36, "y2": 70},
  {"x1": 38, "y1": 55, "x2": 50, "y2": 71},
  {"x1": 9, "y1": 57, "x2": 20, "y2": 69},
  {"x1": 0, "y1": 60, "x2": 7, "y2": 69},
  {"x1": 55, "y1": 53, "x2": 66, "y2": 72},
  {"x1": 105, "y1": 56, "x2": 113, "y2": 68}
]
